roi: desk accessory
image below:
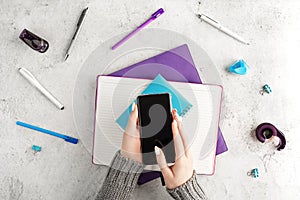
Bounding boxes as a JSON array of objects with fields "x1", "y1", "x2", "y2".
[
  {"x1": 247, "y1": 168, "x2": 259, "y2": 178},
  {"x1": 260, "y1": 84, "x2": 272, "y2": 95},
  {"x1": 197, "y1": 14, "x2": 250, "y2": 45},
  {"x1": 18, "y1": 68, "x2": 64, "y2": 110},
  {"x1": 256, "y1": 123, "x2": 286, "y2": 151},
  {"x1": 64, "y1": 7, "x2": 89, "y2": 61},
  {"x1": 111, "y1": 8, "x2": 164, "y2": 50},
  {"x1": 16, "y1": 121, "x2": 78, "y2": 144},
  {"x1": 32, "y1": 145, "x2": 42, "y2": 152},
  {"x1": 19, "y1": 29, "x2": 49, "y2": 53},
  {"x1": 228, "y1": 59, "x2": 249, "y2": 75}
]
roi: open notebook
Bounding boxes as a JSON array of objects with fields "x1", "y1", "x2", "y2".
[{"x1": 93, "y1": 75, "x2": 222, "y2": 175}]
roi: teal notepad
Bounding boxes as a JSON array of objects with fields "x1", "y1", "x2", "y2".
[{"x1": 116, "y1": 74, "x2": 192, "y2": 130}]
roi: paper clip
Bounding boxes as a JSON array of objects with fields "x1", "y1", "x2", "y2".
[{"x1": 247, "y1": 168, "x2": 259, "y2": 178}]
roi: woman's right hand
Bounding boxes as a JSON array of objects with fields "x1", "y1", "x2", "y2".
[{"x1": 155, "y1": 109, "x2": 194, "y2": 189}]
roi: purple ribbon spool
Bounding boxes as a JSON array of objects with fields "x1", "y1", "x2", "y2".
[{"x1": 255, "y1": 123, "x2": 286, "y2": 151}]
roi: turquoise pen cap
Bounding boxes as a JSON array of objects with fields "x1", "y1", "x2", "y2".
[
  {"x1": 228, "y1": 59, "x2": 249, "y2": 75},
  {"x1": 64, "y1": 136, "x2": 79, "y2": 144}
]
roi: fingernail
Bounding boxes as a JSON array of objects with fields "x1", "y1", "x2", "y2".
[
  {"x1": 173, "y1": 119, "x2": 178, "y2": 126},
  {"x1": 174, "y1": 111, "x2": 182, "y2": 121},
  {"x1": 131, "y1": 102, "x2": 135, "y2": 111},
  {"x1": 154, "y1": 146, "x2": 160, "y2": 155},
  {"x1": 178, "y1": 116, "x2": 183, "y2": 122}
]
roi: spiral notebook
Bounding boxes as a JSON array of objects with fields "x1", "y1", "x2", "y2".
[
  {"x1": 116, "y1": 74, "x2": 192, "y2": 130},
  {"x1": 93, "y1": 75, "x2": 222, "y2": 175}
]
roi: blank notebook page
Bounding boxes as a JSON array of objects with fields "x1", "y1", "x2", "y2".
[{"x1": 93, "y1": 76, "x2": 222, "y2": 175}]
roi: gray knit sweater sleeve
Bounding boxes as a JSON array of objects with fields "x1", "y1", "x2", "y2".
[
  {"x1": 95, "y1": 150, "x2": 144, "y2": 200},
  {"x1": 96, "y1": 151, "x2": 207, "y2": 200},
  {"x1": 167, "y1": 171, "x2": 207, "y2": 199}
]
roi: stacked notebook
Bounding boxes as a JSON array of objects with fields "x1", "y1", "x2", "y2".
[
  {"x1": 93, "y1": 44, "x2": 227, "y2": 183},
  {"x1": 109, "y1": 44, "x2": 227, "y2": 155}
]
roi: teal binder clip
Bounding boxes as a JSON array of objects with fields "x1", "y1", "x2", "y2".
[
  {"x1": 228, "y1": 59, "x2": 249, "y2": 75},
  {"x1": 247, "y1": 168, "x2": 259, "y2": 178},
  {"x1": 263, "y1": 84, "x2": 272, "y2": 93}
]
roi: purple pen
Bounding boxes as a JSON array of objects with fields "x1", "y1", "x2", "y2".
[{"x1": 112, "y1": 8, "x2": 164, "y2": 50}]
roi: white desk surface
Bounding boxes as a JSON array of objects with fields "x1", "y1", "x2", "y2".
[{"x1": 1, "y1": 0, "x2": 300, "y2": 199}]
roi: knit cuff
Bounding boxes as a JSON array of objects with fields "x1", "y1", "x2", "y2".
[
  {"x1": 95, "y1": 151, "x2": 144, "y2": 200},
  {"x1": 110, "y1": 150, "x2": 144, "y2": 173},
  {"x1": 167, "y1": 171, "x2": 207, "y2": 200}
]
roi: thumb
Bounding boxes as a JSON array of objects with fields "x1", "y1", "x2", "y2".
[{"x1": 155, "y1": 146, "x2": 172, "y2": 178}]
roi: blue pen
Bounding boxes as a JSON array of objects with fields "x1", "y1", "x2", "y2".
[{"x1": 16, "y1": 121, "x2": 78, "y2": 144}]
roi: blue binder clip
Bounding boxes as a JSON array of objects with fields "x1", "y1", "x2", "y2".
[
  {"x1": 247, "y1": 168, "x2": 259, "y2": 178},
  {"x1": 228, "y1": 59, "x2": 249, "y2": 75}
]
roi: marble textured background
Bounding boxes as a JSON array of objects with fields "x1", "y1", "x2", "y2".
[{"x1": 1, "y1": 0, "x2": 300, "y2": 199}]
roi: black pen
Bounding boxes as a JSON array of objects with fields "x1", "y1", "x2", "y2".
[{"x1": 64, "y1": 7, "x2": 89, "y2": 61}]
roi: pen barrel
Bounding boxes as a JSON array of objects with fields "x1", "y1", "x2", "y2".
[
  {"x1": 65, "y1": 37, "x2": 75, "y2": 55},
  {"x1": 112, "y1": 28, "x2": 142, "y2": 50},
  {"x1": 112, "y1": 18, "x2": 154, "y2": 50},
  {"x1": 36, "y1": 84, "x2": 64, "y2": 110},
  {"x1": 64, "y1": 27, "x2": 80, "y2": 57},
  {"x1": 137, "y1": 18, "x2": 154, "y2": 29},
  {"x1": 16, "y1": 121, "x2": 78, "y2": 144},
  {"x1": 16, "y1": 121, "x2": 65, "y2": 138},
  {"x1": 19, "y1": 69, "x2": 64, "y2": 110},
  {"x1": 217, "y1": 25, "x2": 248, "y2": 44},
  {"x1": 200, "y1": 15, "x2": 249, "y2": 45},
  {"x1": 64, "y1": 8, "x2": 88, "y2": 60}
]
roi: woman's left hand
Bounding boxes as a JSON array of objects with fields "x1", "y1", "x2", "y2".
[{"x1": 121, "y1": 103, "x2": 142, "y2": 163}]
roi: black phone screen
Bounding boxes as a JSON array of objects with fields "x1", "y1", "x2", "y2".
[{"x1": 137, "y1": 93, "x2": 175, "y2": 165}]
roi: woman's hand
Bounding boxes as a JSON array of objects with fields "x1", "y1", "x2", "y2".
[
  {"x1": 155, "y1": 109, "x2": 194, "y2": 189},
  {"x1": 121, "y1": 103, "x2": 142, "y2": 163}
]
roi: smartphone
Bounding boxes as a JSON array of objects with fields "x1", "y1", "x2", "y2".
[{"x1": 137, "y1": 93, "x2": 175, "y2": 165}]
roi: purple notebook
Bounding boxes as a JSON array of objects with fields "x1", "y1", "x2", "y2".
[{"x1": 108, "y1": 44, "x2": 228, "y2": 185}]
